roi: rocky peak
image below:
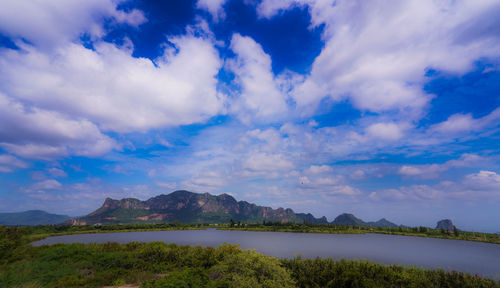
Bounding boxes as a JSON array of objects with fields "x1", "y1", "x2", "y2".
[
  {"x1": 77, "y1": 190, "x2": 329, "y2": 225},
  {"x1": 103, "y1": 197, "x2": 118, "y2": 207},
  {"x1": 217, "y1": 193, "x2": 237, "y2": 203},
  {"x1": 436, "y1": 219, "x2": 454, "y2": 231}
]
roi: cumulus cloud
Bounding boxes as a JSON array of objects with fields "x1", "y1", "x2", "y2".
[
  {"x1": 0, "y1": 34, "x2": 223, "y2": 133},
  {"x1": 0, "y1": 0, "x2": 146, "y2": 50},
  {"x1": 365, "y1": 122, "x2": 406, "y2": 141},
  {"x1": 243, "y1": 153, "x2": 294, "y2": 174},
  {"x1": 0, "y1": 0, "x2": 227, "y2": 162},
  {"x1": 465, "y1": 170, "x2": 500, "y2": 191},
  {"x1": 258, "y1": 0, "x2": 500, "y2": 118},
  {"x1": 429, "y1": 108, "x2": 500, "y2": 136},
  {"x1": 298, "y1": 163, "x2": 360, "y2": 198},
  {"x1": 227, "y1": 34, "x2": 288, "y2": 122},
  {"x1": 0, "y1": 93, "x2": 116, "y2": 159},
  {"x1": 299, "y1": 174, "x2": 360, "y2": 197},
  {"x1": 197, "y1": 0, "x2": 227, "y2": 21}
]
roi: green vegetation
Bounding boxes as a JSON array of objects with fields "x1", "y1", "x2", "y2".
[
  {"x1": 222, "y1": 222, "x2": 500, "y2": 245},
  {"x1": 19, "y1": 222, "x2": 206, "y2": 242},
  {"x1": 1, "y1": 225, "x2": 500, "y2": 287},
  {"x1": 282, "y1": 257, "x2": 499, "y2": 288}
]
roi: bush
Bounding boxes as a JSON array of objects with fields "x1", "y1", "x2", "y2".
[
  {"x1": 209, "y1": 250, "x2": 295, "y2": 288},
  {"x1": 141, "y1": 268, "x2": 213, "y2": 288}
]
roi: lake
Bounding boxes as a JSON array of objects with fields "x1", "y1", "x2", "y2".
[{"x1": 33, "y1": 229, "x2": 500, "y2": 279}]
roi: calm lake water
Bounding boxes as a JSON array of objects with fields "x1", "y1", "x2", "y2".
[{"x1": 33, "y1": 229, "x2": 500, "y2": 279}]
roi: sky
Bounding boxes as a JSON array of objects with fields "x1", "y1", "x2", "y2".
[{"x1": 0, "y1": 0, "x2": 499, "y2": 232}]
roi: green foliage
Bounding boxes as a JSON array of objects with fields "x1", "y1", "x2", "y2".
[
  {"x1": 1, "y1": 225, "x2": 500, "y2": 287},
  {"x1": 141, "y1": 268, "x2": 213, "y2": 288},
  {"x1": 223, "y1": 222, "x2": 500, "y2": 245},
  {"x1": 282, "y1": 257, "x2": 500, "y2": 288},
  {"x1": 209, "y1": 249, "x2": 295, "y2": 288}
]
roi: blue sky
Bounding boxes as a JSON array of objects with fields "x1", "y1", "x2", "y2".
[{"x1": 0, "y1": 0, "x2": 499, "y2": 231}]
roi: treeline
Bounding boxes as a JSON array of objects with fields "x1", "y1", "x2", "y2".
[
  {"x1": 4, "y1": 222, "x2": 206, "y2": 242},
  {"x1": 224, "y1": 222, "x2": 500, "y2": 244},
  {"x1": 4, "y1": 220, "x2": 499, "y2": 245},
  {"x1": 1, "y1": 226, "x2": 499, "y2": 287}
]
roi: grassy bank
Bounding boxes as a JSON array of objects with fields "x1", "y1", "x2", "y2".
[
  {"x1": 23, "y1": 223, "x2": 207, "y2": 243},
  {"x1": 1, "y1": 226, "x2": 500, "y2": 287},
  {"x1": 9, "y1": 221, "x2": 500, "y2": 246}
]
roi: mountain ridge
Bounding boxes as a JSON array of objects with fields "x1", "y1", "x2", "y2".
[
  {"x1": 0, "y1": 210, "x2": 70, "y2": 226},
  {"x1": 73, "y1": 190, "x2": 329, "y2": 225},
  {"x1": 331, "y1": 213, "x2": 398, "y2": 227}
]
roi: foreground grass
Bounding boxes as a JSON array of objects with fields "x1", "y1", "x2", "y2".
[{"x1": 1, "y1": 226, "x2": 500, "y2": 287}]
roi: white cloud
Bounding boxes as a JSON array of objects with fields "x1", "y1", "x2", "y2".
[
  {"x1": 398, "y1": 154, "x2": 485, "y2": 179},
  {"x1": 372, "y1": 170, "x2": 500, "y2": 202},
  {"x1": 48, "y1": 168, "x2": 67, "y2": 178},
  {"x1": 0, "y1": 154, "x2": 29, "y2": 173},
  {"x1": 0, "y1": 34, "x2": 224, "y2": 133},
  {"x1": 0, "y1": 2, "x2": 225, "y2": 161},
  {"x1": 180, "y1": 171, "x2": 228, "y2": 192},
  {"x1": 429, "y1": 108, "x2": 500, "y2": 136},
  {"x1": 305, "y1": 165, "x2": 332, "y2": 174},
  {"x1": 465, "y1": 170, "x2": 500, "y2": 190},
  {"x1": 243, "y1": 153, "x2": 293, "y2": 173},
  {"x1": 350, "y1": 169, "x2": 366, "y2": 180},
  {"x1": 228, "y1": 34, "x2": 288, "y2": 122},
  {"x1": 155, "y1": 181, "x2": 177, "y2": 190},
  {"x1": 0, "y1": 93, "x2": 116, "y2": 159},
  {"x1": 365, "y1": 122, "x2": 405, "y2": 141},
  {"x1": 197, "y1": 0, "x2": 227, "y2": 21},
  {"x1": 246, "y1": 128, "x2": 283, "y2": 151},
  {"x1": 299, "y1": 173, "x2": 360, "y2": 197},
  {"x1": 258, "y1": 0, "x2": 500, "y2": 119},
  {"x1": 0, "y1": 0, "x2": 146, "y2": 50},
  {"x1": 31, "y1": 179, "x2": 62, "y2": 190}
]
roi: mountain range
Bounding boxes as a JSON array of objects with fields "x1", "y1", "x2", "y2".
[
  {"x1": 71, "y1": 190, "x2": 397, "y2": 227},
  {"x1": 0, "y1": 210, "x2": 70, "y2": 226},
  {"x1": 71, "y1": 190, "x2": 328, "y2": 225},
  {"x1": 0, "y1": 191, "x2": 401, "y2": 227}
]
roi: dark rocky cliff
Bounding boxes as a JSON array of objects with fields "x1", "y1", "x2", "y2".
[{"x1": 74, "y1": 190, "x2": 328, "y2": 225}]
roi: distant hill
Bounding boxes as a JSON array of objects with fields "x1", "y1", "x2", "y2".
[
  {"x1": 331, "y1": 213, "x2": 365, "y2": 226},
  {"x1": 0, "y1": 210, "x2": 70, "y2": 226},
  {"x1": 72, "y1": 190, "x2": 328, "y2": 225},
  {"x1": 331, "y1": 213, "x2": 398, "y2": 228},
  {"x1": 436, "y1": 219, "x2": 454, "y2": 231}
]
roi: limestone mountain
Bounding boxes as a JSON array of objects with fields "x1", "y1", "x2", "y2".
[
  {"x1": 436, "y1": 219, "x2": 454, "y2": 232},
  {"x1": 331, "y1": 213, "x2": 365, "y2": 226},
  {"x1": 331, "y1": 213, "x2": 398, "y2": 228},
  {"x1": 72, "y1": 190, "x2": 328, "y2": 225}
]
